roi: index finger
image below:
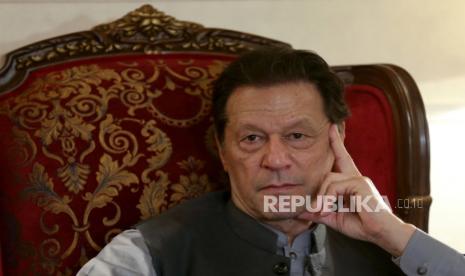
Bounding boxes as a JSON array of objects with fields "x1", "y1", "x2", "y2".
[{"x1": 329, "y1": 124, "x2": 360, "y2": 176}]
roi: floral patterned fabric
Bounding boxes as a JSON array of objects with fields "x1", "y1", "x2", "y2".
[{"x1": 0, "y1": 53, "x2": 235, "y2": 275}]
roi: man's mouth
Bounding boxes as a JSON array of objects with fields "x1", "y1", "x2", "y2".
[{"x1": 260, "y1": 183, "x2": 301, "y2": 193}]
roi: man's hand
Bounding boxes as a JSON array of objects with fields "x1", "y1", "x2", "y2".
[{"x1": 298, "y1": 124, "x2": 416, "y2": 257}]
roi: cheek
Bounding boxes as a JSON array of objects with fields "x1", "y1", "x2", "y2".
[
  {"x1": 224, "y1": 148, "x2": 262, "y2": 184},
  {"x1": 226, "y1": 141, "x2": 264, "y2": 168},
  {"x1": 295, "y1": 140, "x2": 334, "y2": 176}
]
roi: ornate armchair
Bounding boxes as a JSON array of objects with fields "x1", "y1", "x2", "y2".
[{"x1": 0, "y1": 5, "x2": 430, "y2": 275}]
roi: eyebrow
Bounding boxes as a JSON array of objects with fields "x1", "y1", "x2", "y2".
[
  {"x1": 284, "y1": 119, "x2": 328, "y2": 135},
  {"x1": 236, "y1": 118, "x2": 327, "y2": 134},
  {"x1": 236, "y1": 123, "x2": 265, "y2": 132},
  {"x1": 286, "y1": 118, "x2": 317, "y2": 129}
]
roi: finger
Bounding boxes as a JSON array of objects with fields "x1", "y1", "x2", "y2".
[
  {"x1": 318, "y1": 175, "x2": 376, "y2": 215},
  {"x1": 297, "y1": 209, "x2": 333, "y2": 220},
  {"x1": 324, "y1": 177, "x2": 386, "y2": 213},
  {"x1": 324, "y1": 176, "x2": 376, "y2": 198},
  {"x1": 313, "y1": 172, "x2": 354, "y2": 214},
  {"x1": 319, "y1": 180, "x2": 353, "y2": 216},
  {"x1": 325, "y1": 178, "x2": 360, "y2": 197},
  {"x1": 297, "y1": 211, "x2": 320, "y2": 221},
  {"x1": 316, "y1": 172, "x2": 352, "y2": 198},
  {"x1": 329, "y1": 124, "x2": 360, "y2": 176}
]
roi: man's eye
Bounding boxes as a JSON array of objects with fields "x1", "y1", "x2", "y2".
[
  {"x1": 287, "y1": 133, "x2": 305, "y2": 140},
  {"x1": 243, "y1": 134, "x2": 260, "y2": 142}
]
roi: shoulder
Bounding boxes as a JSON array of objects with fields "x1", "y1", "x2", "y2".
[
  {"x1": 136, "y1": 190, "x2": 229, "y2": 238},
  {"x1": 77, "y1": 229, "x2": 156, "y2": 276}
]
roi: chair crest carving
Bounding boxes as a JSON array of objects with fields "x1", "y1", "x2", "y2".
[
  {"x1": 1, "y1": 4, "x2": 289, "y2": 93},
  {"x1": 92, "y1": 5, "x2": 205, "y2": 46}
]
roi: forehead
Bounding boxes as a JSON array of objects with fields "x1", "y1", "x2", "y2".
[{"x1": 225, "y1": 82, "x2": 327, "y2": 130}]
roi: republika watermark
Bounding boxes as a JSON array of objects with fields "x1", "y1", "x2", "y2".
[{"x1": 263, "y1": 195, "x2": 424, "y2": 213}]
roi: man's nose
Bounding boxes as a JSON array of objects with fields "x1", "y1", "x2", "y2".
[{"x1": 261, "y1": 136, "x2": 292, "y2": 171}]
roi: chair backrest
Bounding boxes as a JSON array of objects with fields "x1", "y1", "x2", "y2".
[
  {"x1": 334, "y1": 65, "x2": 431, "y2": 230},
  {"x1": 0, "y1": 5, "x2": 430, "y2": 275}
]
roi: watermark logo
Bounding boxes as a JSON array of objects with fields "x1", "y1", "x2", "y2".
[
  {"x1": 263, "y1": 195, "x2": 424, "y2": 213},
  {"x1": 395, "y1": 198, "x2": 424, "y2": 209},
  {"x1": 263, "y1": 195, "x2": 390, "y2": 213}
]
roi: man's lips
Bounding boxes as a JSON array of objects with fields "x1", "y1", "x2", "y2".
[{"x1": 260, "y1": 183, "x2": 301, "y2": 192}]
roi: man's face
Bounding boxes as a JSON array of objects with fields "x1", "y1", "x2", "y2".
[{"x1": 217, "y1": 82, "x2": 337, "y2": 221}]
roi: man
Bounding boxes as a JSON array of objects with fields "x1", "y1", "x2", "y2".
[{"x1": 78, "y1": 47, "x2": 464, "y2": 275}]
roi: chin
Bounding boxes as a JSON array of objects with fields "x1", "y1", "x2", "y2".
[
  {"x1": 260, "y1": 210, "x2": 301, "y2": 221},
  {"x1": 258, "y1": 204, "x2": 307, "y2": 221}
]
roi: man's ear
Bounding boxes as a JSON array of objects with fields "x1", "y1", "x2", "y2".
[
  {"x1": 214, "y1": 132, "x2": 228, "y2": 172},
  {"x1": 338, "y1": 122, "x2": 346, "y2": 141}
]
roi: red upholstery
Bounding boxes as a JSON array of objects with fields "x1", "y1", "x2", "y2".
[
  {"x1": 344, "y1": 85, "x2": 397, "y2": 207},
  {"x1": 0, "y1": 53, "x2": 235, "y2": 275}
]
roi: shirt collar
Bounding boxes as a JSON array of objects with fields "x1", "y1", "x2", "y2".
[{"x1": 225, "y1": 199, "x2": 327, "y2": 255}]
